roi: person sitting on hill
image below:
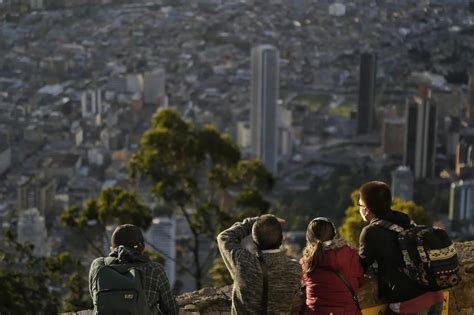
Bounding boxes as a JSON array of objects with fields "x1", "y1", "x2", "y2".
[
  {"x1": 300, "y1": 217, "x2": 363, "y2": 315},
  {"x1": 89, "y1": 224, "x2": 178, "y2": 315},
  {"x1": 358, "y1": 181, "x2": 443, "y2": 315},
  {"x1": 217, "y1": 214, "x2": 302, "y2": 314}
]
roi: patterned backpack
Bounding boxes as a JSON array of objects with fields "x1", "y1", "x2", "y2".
[{"x1": 375, "y1": 220, "x2": 461, "y2": 291}]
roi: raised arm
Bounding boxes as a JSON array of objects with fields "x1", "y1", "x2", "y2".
[{"x1": 216, "y1": 216, "x2": 258, "y2": 279}]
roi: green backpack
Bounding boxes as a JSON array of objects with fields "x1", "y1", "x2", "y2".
[{"x1": 93, "y1": 257, "x2": 154, "y2": 315}]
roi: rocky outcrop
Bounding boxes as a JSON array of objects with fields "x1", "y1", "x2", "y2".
[
  {"x1": 64, "y1": 241, "x2": 474, "y2": 315},
  {"x1": 177, "y1": 241, "x2": 474, "y2": 315},
  {"x1": 449, "y1": 241, "x2": 474, "y2": 315}
]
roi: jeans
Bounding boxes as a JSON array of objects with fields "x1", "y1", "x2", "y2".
[{"x1": 385, "y1": 303, "x2": 443, "y2": 315}]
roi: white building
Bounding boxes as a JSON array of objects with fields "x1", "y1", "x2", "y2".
[
  {"x1": 450, "y1": 180, "x2": 474, "y2": 236},
  {"x1": 71, "y1": 122, "x2": 83, "y2": 146},
  {"x1": 145, "y1": 217, "x2": 176, "y2": 287},
  {"x1": 88, "y1": 148, "x2": 106, "y2": 167},
  {"x1": 17, "y1": 208, "x2": 50, "y2": 257},
  {"x1": 329, "y1": 3, "x2": 346, "y2": 17},
  {"x1": 126, "y1": 73, "x2": 144, "y2": 94},
  {"x1": 391, "y1": 166, "x2": 414, "y2": 201},
  {"x1": 144, "y1": 69, "x2": 166, "y2": 106},
  {"x1": 237, "y1": 121, "x2": 251, "y2": 149}
]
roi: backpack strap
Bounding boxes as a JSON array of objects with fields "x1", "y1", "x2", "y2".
[
  {"x1": 256, "y1": 250, "x2": 268, "y2": 315},
  {"x1": 333, "y1": 271, "x2": 361, "y2": 311},
  {"x1": 103, "y1": 256, "x2": 116, "y2": 266},
  {"x1": 373, "y1": 219, "x2": 405, "y2": 233}
]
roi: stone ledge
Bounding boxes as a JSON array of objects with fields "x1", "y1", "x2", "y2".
[
  {"x1": 175, "y1": 241, "x2": 474, "y2": 315},
  {"x1": 64, "y1": 241, "x2": 474, "y2": 315}
]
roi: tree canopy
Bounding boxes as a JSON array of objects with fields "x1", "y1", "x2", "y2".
[
  {"x1": 0, "y1": 230, "x2": 89, "y2": 314},
  {"x1": 129, "y1": 109, "x2": 274, "y2": 288},
  {"x1": 61, "y1": 187, "x2": 153, "y2": 256}
]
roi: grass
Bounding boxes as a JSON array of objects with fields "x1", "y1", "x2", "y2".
[
  {"x1": 329, "y1": 102, "x2": 352, "y2": 117},
  {"x1": 296, "y1": 95, "x2": 329, "y2": 112}
]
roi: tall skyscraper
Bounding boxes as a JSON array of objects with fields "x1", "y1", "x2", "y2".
[
  {"x1": 250, "y1": 45, "x2": 279, "y2": 174},
  {"x1": 404, "y1": 85, "x2": 437, "y2": 179},
  {"x1": 391, "y1": 165, "x2": 414, "y2": 201},
  {"x1": 450, "y1": 180, "x2": 474, "y2": 236},
  {"x1": 357, "y1": 53, "x2": 377, "y2": 135},
  {"x1": 467, "y1": 72, "x2": 474, "y2": 123}
]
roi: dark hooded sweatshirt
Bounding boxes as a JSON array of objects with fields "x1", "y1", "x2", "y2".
[{"x1": 359, "y1": 210, "x2": 428, "y2": 303}]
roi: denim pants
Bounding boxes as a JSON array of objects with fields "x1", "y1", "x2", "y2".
[{"x1": 385, "y1": 303, "x2": 443, "y2": 315}]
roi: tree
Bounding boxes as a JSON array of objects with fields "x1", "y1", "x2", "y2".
[
  {"x1": 0, "y1": 230, "x2": 74, "y2": 314},
  {"x1": 129, "y1": 109, "x2": 273, "y2": 288},
  {"x1": 61, "y1": 187, "x2": 153, "y2": 256},
  {"x1": 275, "y1": 159, "x2": 395, "y2": 231},
  {"x1": 339, "y1": 190, "x2": 432, "y2": 246},
  {"x1": 62, "y1": 262, "x2": 93, "y2": 312},
  {"x1": 209, "y1": 256, "x2": 233, "y2": 287}
]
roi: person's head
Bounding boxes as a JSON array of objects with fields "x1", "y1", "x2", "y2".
[
  {"x1": 111, "y1": 224, "x2": 145, "y2": 253},
  {"x1": 252, "y1": 214, "x2": 283, "y2": 250},
  {"x1": 359, "y1": 181, "x2": 392, "y2": 222},
  {"x1": 302, "y1": 217, "x2": 336, "y2": 275}
]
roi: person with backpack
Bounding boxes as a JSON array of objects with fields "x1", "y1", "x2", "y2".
[
  {"x1": 300, "y1": 217, "x2": 364, "y2": 315},
  {"x1": 358, "y1": 181, "x2": 460, "y2": 315},
  {"x1": 217, "y1": 214, "x2": 302, "y2": 314},
  {"x1": 88, "y1": 224, "x2": 178, "y2": 315}
]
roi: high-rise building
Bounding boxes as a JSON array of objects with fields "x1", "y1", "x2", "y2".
[
  {"x1": 391, "y1": 166, "x2": 414, "y2": 201},
  {"x1": 279, "y1": 104, "x2": 293, "y2": 157},
  {"x1": 382, "y1": 118, "x2": 405, "y2": 157},
  {"x1": 126, "y1": 73, "x2": 144, "y2": 94},
  {"x1": 449, "y1": 180, "x2": 474, "y2": 236},
  {"x1": 17, "y1": 208, "x2": 50, "y2": 256},
  {"x1": 81, "y1": 89, "x2": 103, "y2": 118},
  {"x1": 468, "y1": 72, "x2": 474, "y2": 123},
  {"x1": 357, "y1": 53, "x2": 377, "y2": 135},
  {"x1": 144, "y1": 69, "x2": 166, "y2": 106},
  {"x1": 404, "y1": 85, "x2": 437, "y2": 179},
  {"x1": 455, "y1": 127, "x2": 474, "y2": 176},
  {"x1": 0, "y1": 143, "x2": 11, "y2": 175},
  {"x1": 237, "y1": 121, "x2": 251, "y2": 149},
  {"x1": 17, "y1": 176, "x2": 56, "y2": 217},
  {"x1": 145, "y1": 217, "x2": 176, "y2": 287},
  {"x1": 250, "y1": 45, "x2": 279, "y2": 174}
]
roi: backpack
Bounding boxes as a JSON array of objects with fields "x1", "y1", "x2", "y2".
[
  {"x1": 93, "y1": 257, "x2": 154, "y2": 315},
  {"x1": 375, "y1": 220, "x2": 461, "y2": 291}
]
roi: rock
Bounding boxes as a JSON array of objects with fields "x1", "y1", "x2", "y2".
[{"x1": 176, "y1": 241, "x2": 474, "y2": 315}]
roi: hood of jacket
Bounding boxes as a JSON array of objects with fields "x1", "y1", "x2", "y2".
[
  {"x1": 372, "y1": 210, "x2": 411, "y2": 229},
  {"x1": 322, "y1": 236, "x2": 353, "y2": 251},
  {"x1": 109, "y1": 245, "x2": 149, "y2": 264}
]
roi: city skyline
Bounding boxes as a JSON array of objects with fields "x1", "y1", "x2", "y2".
[{"x1": 0, "y1": 1, "x2": 474, "y2": 307}]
